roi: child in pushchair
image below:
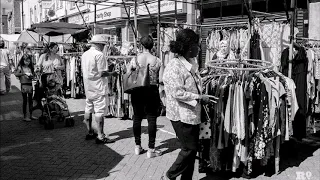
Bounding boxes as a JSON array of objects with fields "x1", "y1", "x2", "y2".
[{"x1": 38, "y1": 79, "x2": 74, "y2": 129}]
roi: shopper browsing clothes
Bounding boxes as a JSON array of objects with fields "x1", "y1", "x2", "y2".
[
  {"x1": 14, "y1": 55, "x2": 35, "y2": 121},
  {"x1": 128, "y1": 36, "x2": 163, "y2": 158},
  {"x1": 81, "y1": 34, "x2": 117, "y2": 144},
  {"x1": 162, "y1": 29, "x2": 217, "y2": 180},
  {"x1": 36, "y1": 42, "x2": 64, "y2": 88},
  {"x1": 0, "y1": 40, "x2": 14, "y2": 95}
]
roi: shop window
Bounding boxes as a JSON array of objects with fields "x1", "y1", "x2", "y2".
[
  {"x1": 30, "y1": 8, "x2": 33, "y2": 25},
  {"x1": 70, "y1": 1, "x2": 85, "y2": 9},
  {"x1": 56, "y1": 0, "x2": 63, "y2": 10},
  {"x1": 78, "y1": 1, "x2": 85, "y2": 7},
  {"x1": 70, "y1": 2, "x2": 76, "y2": 10},
  {"x1": 34, "y1": 6, "x2": 37, "y2": 23}
]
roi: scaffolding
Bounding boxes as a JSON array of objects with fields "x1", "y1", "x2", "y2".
[{"x1": 57, "y1": 0, "x2": 299, "y2": 75}]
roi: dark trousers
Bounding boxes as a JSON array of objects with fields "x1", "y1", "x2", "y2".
[
  {"x1": 22, "y1": 92, "x2": 33, "y2": 115},
  {"x1": 131, "y1": 86, "x2": 160, "y2": 149},
  {"x1": 167, "y1": 121, "x2": 199, "y2": 180}
]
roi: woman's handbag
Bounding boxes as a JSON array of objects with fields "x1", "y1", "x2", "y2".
[{"x1": 123, "y1": 58, "x2": 150, "y2": 94}]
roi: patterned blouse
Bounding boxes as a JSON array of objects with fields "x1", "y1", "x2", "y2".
[{"x1": 163, "y1": 56, "x2": 202, "y2": 125}]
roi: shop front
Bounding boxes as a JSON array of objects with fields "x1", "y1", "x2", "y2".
[
  {"x1": 127, "y1": 0, "x2": 187, "y2": 41},
  {"x1": 68, "y1": 6, "x2": 124, "y2": 43}
]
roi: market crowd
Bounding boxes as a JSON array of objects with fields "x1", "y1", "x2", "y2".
[{"x1": 0, "y1": 28, "x2": 215, "y2": 180}]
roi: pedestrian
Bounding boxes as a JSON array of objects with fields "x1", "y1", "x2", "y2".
[
  {"x1": 14, "y1": 54, "x2": 36, "y2": 121},
  {"x1": 36, "y1": 42, "x2": 64, "y2": 88},
  {"x1": 81, "y1": 34, "x2": 117, "y2": 144},
  {"x1": 0, "y1": 40, "x2": 14, "y2": 95},
  {"x1": 162, "y1": 29, "x2": 217, "y2": 180},
  {"x1": 127, "y1": 36, "x2": 163, "y2": 158}
]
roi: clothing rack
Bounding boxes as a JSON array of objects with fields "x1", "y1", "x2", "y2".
[
  {"x1": 295, "y1": 37, "x2": 320, "y2": 42},
  {"x1": 62, "y1": 52, "x2": 83, "y2": 55},
  {"x1": 295, "y1": 37, "x2": 320, "y2": 46},
  {"x1": 251, "y1": 10, "x2": 287, "y2": 19},
  {"x1": 107, "y1": 56, "x2": 136, "y2": 59},
  {"x1": 206, "y1": 59, "x2": 274, "y2": 71}
]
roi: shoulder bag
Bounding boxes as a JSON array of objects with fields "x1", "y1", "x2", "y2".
[{"x1": 123, "y1": 57, "x2": 150, "y2": 94}]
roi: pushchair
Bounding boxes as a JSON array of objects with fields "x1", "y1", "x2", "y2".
[{"x1": 37, "y1": 76, "x2": 74, "y2": 130}]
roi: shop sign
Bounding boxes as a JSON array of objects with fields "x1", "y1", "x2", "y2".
[
  {"x1": 68, "y1": 7, "x2": 122, "y2": 25},
  {"x1": 94, "y1": 7, "x2": 122, "y2": 22},
  {"x1": 130, "y1": 0, "x2": 183, "y2": 16},
  {"x1": 68, "y1": 13, "x2": 90, "y2": 24}
]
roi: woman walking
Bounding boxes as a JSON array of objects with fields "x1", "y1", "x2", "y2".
[
  {"x1": 129, "y1": 36, "x2": 163, "y2": 158},
  {"x1": 162, "y1": 29, "x2": 217, "y2": 180},
  {"x1": 15, "y1": 55, "x2": 35, "y2": 121}
]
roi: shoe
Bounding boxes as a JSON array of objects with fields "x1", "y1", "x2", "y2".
[
  {"x1": 95, "y1": 137, "x2": 116, "y2": 144},
  {"x1": 160, "y1": 174, "x2": 173, "y2": 180},
  {"x1": 85, "y1": 132, "x2": 98, "y2": 140},
  {"x1": 23, "y1": 117, "x2": 31, "y2": 122},
  {"x1": 147, "y1": 149, "x2": 162, "y2": 158},
  {"x1": 134, "y1": 145, "x2": 145, "y2": 155}
]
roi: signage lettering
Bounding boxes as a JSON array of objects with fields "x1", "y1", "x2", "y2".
[
  {"x1": 96, "y1": 11, "x2": 112, "y2": 19},
  {"x1": 130, "y1": 0, "x2": 183, "y2": 16},
  {"x1": 68, "y1": 7, "x2": 121, "y2": 24}
]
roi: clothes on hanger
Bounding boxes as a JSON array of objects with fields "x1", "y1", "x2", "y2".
[
  {"x1": 198, "y1": 70, "x2": 298, "y2": 176},
  {"x1": 64, "y1": 54, "x2": 85, "y2": 98},
  {"x1": 281, "y1": 46, "x2": 308, "y2": 140},
  {"x1": 160, "y1": 27, "x2": 177, "y2": 67},
  {"x1": 205, "y1": 27, "x2": 250, "y2": 66}
]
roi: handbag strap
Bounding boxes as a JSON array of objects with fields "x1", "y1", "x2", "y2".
[
  {"x1": 177, "y1": 57, "x2": 201, "y2": 94},
  {"x1": 134, "y1": 56, "x2": 140, "y2": 68}
]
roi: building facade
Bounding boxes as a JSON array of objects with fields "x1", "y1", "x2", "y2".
[
  {"x1": 19, "y1": 0, "x2": 192, "y2": 42},
  {"x1": 0, "y1": 0, "x2": 21, "y2": 34}
]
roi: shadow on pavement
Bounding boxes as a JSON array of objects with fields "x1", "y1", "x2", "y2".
[
  {"x1": 199, "y1": 135, "x2": 320, "y2": 180},
  {"x1": 157, "y1": 138, "x2": 180, "y2": 155},
  {"x1": 0, "y1": 86, "x2": 24, "y2": 121},
  {"x1": 278, "y1": 135, "x2": 320, "y2": 173},
  {"x1": 0, "y1": 86, "x2": 124, "y2": 180},
  {"x1": 108, "y1": 125, "x2": 165, "y2": 142}
]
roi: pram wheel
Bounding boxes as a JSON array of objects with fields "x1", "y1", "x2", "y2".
[
  {"x1": 65, "y1": 117, "x2": 75, "y2": 127},
  {"x1": 39, "y1": 115, "x2": 46, "y2": 124},
  {"x1": 44, "y1": 117, "x2": 54, "y2": 130},
  {"x1": 58, "y1": 115, "x2": 65, "y2": 122}
]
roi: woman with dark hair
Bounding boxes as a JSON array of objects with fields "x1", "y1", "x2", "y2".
[
  {"x1": 15, "y1": 54, "x2": 35, "y2": 121},
  {"x1": 162, "y1": 29, "x2": 216, "y2": 180},
  {"x1": 128, "y1": 35, "x2": 163, "y2": 158},
  {"x1": 36, "y1": 42, "x2": 64, "y2": 87}
]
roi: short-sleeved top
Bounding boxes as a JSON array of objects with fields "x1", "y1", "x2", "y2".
[
  {"x1": 37, "y1": 53, "x2": 62, "y2": 74},
  {"x1": 81, "y1": 47, "x2": 108, "y2": 100},
  {"x1": 0, "y1": 48, "x2": 11, "y2": 67}
]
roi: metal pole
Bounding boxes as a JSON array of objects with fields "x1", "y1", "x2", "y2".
[
  {"x1": 0, "y1": 1, "x2": 2, "y2": 34},
  {"x1": 288, "y1": 0, "x2": 296, "y2": 78},
  {"x1": 94, "y1": 4, "x2": 97, "y2": 35},
  {"x1": 157, "y1": 0, "x2": 160, "y2": 58},
  {"x1": 175, "y1": 0, "x2": 177, "y2": 25},
  {"x1": 21, "y1": 0, "x2": 24, "y2": 30},
  {"x1": 134, "y1": 0, "x2": 138, "y2": 54}
]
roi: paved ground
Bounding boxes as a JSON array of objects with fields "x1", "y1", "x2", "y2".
[{"x1": 0, "y1": 75, "x2": 320, "y2": 180}]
